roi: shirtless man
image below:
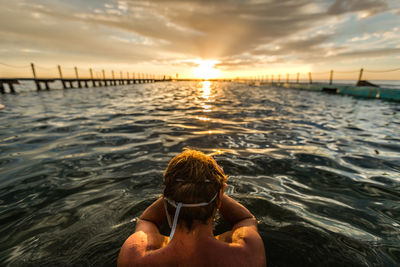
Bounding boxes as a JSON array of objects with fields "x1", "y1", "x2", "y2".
[{"x1": 118, "y1": 149, "x2": 266, "y2": 266}]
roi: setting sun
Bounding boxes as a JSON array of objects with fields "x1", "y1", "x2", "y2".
[{"x1": 193, "y1": 60, "x2": 220, "y2": 80}]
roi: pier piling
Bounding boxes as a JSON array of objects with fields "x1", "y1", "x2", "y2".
[
  {"x1": 102, "y1": 69, "x2": 107, "y2": 86},
  {"x1": 31, "y1": 63, "x2": 41, "y2": 91},
  {"x1": 58, "y1": 65, "x2": 67, "y2": 89},
  {"x1": 358, "y1": 68, "x2": 364, "y2": 82},
  {"x1": 90, "y1": 68, "x2": 96, "y2": 87},
  {"x1": 9, "y1": 82, "x2": 16, "y2": 93},
  {"x1": 0, "y1": 80, "x2": 18, "y2": 94},
  {"x1": 75, "y1": 67, "x2": 81, "y2": 88},
  {"x1": 112, "y1": 70, "x2": 115, "y2": 86}
]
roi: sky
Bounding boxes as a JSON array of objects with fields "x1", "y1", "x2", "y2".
[{"x1": 0, "y1": 0, "x2": 400, "y2": 80}]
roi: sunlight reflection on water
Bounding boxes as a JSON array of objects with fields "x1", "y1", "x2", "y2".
[{"x1": 0, "y1": 81, "x2": 399, "y2": 266}]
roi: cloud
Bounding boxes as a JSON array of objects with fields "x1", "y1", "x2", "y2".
[
  {"x1": 334, "y1": 47, "x2": 400, "y2": 58},
  {"x1": 350, "y1": 34, "x2": 372, "y2": 42},
  {"x1": 0, "y1": 0, "x2": 398, "y2": 74},
  {"x1": 327, "y1": 0, "x2": 387, "y2": 16}
]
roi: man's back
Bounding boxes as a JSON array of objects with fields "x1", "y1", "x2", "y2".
[
  {"x1": 118, "y1": 215, "x2": 266, "y2": 267},
  {"x1": 118, "y1": 150, "x2": 266, "y2": 266}
]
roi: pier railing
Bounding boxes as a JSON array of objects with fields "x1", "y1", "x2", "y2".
[
  {"x1": 236, "y1": 67, "x2": 400, "y2": 86},
  {"x1": 235, "y1": 67, "x2": 400, "y2": 101},
  {"x1": 0, "y1": 62, "x2": 173, "y2": 93}
]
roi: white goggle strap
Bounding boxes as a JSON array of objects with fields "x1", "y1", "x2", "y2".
[
  {"x1": 169, "y1": 202, "x2": 182, "y2": 240},
  {"x1": 164, "y1": 193, "x2": 218, "y2": 208},
  {"x1": 163, "y1": 199, "x2": 172, "y2": 228},
  {"x1": 164, "y1": 193, "x2": 218, "y2": 240}
]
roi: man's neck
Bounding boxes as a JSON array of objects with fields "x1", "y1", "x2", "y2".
[{"x1": 169, "y1": 221, "x2": 214, "y2": 245}]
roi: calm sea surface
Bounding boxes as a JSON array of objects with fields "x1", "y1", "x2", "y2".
[{"x1": 0, "y1": 81, "x2": 399, "y2": 266}]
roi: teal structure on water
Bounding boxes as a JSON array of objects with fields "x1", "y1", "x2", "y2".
[{"x1": 263, "y1": 82, "x2": 400, "y2": 102}]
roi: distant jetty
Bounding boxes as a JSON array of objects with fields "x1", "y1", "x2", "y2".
[
  {"x1": 0, "y1": 77, "x2": 163, "y2": 94},
  {"x1": 0, "y1": 63, "x2": 172, "y2": 94},
  {"x1": 257, "y1": 81, "x2": 400, "y2": 102},
  {"x1": 241, "y1": 68, "x2": 400, "y2": 102}
]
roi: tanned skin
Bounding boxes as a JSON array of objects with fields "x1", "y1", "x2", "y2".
[{"x1": 118, "y1": 184, "x2": 266, "y2": 267}]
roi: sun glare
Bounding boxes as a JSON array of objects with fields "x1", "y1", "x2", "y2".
[{"x1": 193, "y1": 60, "x2": 220, "y2": 79}]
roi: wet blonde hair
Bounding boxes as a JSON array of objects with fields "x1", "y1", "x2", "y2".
[{"x1": 163, "y1": 149, "x2": 227, "y2": 230}]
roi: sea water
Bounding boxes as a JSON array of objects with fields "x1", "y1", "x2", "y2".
[{"x1": 0, "y1": 81, "x2": 399, "y2": 266}]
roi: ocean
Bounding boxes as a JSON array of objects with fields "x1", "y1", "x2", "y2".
[{"x1": 0, "y1": 81, "x2": 399, "y2": 266}]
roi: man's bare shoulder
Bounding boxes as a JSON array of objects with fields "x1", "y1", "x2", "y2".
[
  {"x1": 118, "y1": 231, "x2": 169, "y2": 267},
  {"x1": 215, "y1": 222, "x2": 266, "y2": 266},
  {"x1": 118, "y1": 219, "x2": 265, "y2": 267},
  {"x1": 119, "y1": 234, "x2": 265, "y2": 267},
  {"x1": 217, "y1": 219, "x2": 263, "y2": 245}
]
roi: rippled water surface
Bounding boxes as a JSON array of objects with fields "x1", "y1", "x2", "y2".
[{"x1": 1, "y1": 81, "x2": 399, "y2": 266}]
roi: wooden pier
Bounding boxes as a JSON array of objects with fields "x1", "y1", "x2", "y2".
[
  {"x1": 237, "y1": 80, "x2": 400, "y2": 102},
  {"x1": 237, "y1": 67, "x2": 400, "y2": 102},
  {"x1": 0, "y1": 77, "x2": 166, "y2": 94},
  {"x1": 276, "y1": 82, "x2": 400, "y2": 102},
  {"x1": 0, "y1": 63, "x2": 171, "y2": 94}
]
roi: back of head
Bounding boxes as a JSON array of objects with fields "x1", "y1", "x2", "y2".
[{"x1": 163, "y1": 149, "x2": 227, "y2": 230}]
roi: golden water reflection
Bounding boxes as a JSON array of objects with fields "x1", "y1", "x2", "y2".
[
  {"x1": 192, "y1": 130, "x2": 226, "y2": 135},
  {"x1": 202, "y1": 81, "x2": 211, "y2": 99},
  {"x1": 197, "y1": 117, "x2": 211, "y2": 121},
  {"x1": 200, "y1": 81, "x2": 211, "y2": 112},
  {"x1": 196, "y1": 81, "x2": 215, "y2": 132},
  {"x1": 199, "y1": 81, "x2": 213, "y2": 113},
  {"x1": 201, "y1": 103, "x2": 212, "y2": 112}
]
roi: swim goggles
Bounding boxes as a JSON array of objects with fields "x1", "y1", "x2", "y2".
[{"x1": 163, "y1": 192, "x2": 218, "y2": 240}]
